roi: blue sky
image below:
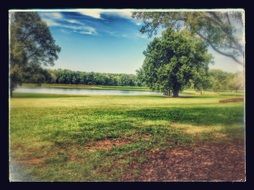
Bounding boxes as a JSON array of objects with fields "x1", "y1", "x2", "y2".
[{"x1": 38, "y1": 9, "x2": 244, "y2": 74}]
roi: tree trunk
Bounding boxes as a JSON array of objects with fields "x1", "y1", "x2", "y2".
[
  {"x1": 172, "y1": 89, "x2": 179, "y2": 97},
  {"x1": 163, "y1": 89, "x2": 171, "y2": 97}
]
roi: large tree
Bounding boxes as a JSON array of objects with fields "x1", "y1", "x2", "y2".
[
  {"x1": 133, "y1": 11, "x2": 244, "y2": 65},
  {"x1": 139, "y1": 28, "x2": 212, "y2": 97},
  {"x1": 10, "y1": 12, "x2": 61, "y2": 96}
]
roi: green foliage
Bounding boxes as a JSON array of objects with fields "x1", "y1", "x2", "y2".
[
  {"x1": 182, "y1": 69, "x2": 244, "y2": 93},
  {"x1": 209, "y1": 69, "x2": 231, "y2": 91},
  {"x1": 132, "y1": 11, "x2": 244, "y2": 65},
  {"x1": 136, "y1": 68, "x2": 146, "y2": 86},
  {"x1": 208, "y1": 69, "x2": 244, "y2": 92},
  {"x1": 10, "y1": 12, "x2": 61, "y2": 95},
  {"x1": 228, "y1": 72, "x2": 244, "y2": 92},
  {"x1": 22, "y1": 65, "x2": 52, "y2": 84},
  {"x1": 24, "y1": 69, "x2": 141, "y2": 87},
  {"x1": 139, "y1": 28, "x2": 212, "y2": 97}
]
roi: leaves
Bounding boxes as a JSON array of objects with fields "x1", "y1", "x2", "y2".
[
  {"x1": 139, "y1": 28, "x2": 212, "y2": 96},
  {"x1": 133, "y1": 11, "x2": 244, "y2": 65},
  {"x1": 10, "y1": 12, "x2": 61, "y2": 93}
]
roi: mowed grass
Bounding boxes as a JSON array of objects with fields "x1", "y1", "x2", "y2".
[{"x1": 9, "y1": 92, "x2": 244, "y2": 181}]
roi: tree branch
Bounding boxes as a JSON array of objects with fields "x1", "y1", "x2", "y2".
[
  {"x1": 205, "y1": 14, "x2": 242, "y2": 51},
  {"x1": 226, "y1": 13, "x2": 232, "y2": 26},
  {"x1": 196, "y1": 31, "x2": 243, "y2": 65}
]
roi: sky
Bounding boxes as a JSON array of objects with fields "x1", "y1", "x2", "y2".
[{"x1": 35, "y1": 9, "x2": 244, "y2": 74}]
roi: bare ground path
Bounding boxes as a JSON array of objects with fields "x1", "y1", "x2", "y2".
[{"x1": 123, "y1": 141, "x2": 245, "y2": 181}]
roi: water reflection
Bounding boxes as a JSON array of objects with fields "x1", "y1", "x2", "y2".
[{"x1": 14, "y1": 87, "x2": 160, "y2": 96}]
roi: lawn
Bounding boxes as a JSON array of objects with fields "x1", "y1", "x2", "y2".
[{"x1": 9, "y1": 92, "x2": 245, "y2": 181}]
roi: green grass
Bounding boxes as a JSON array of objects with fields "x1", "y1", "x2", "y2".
[
  {"x1": 21, "y1": 83, "x2": 151, "y2": 91},
  {"x1": 9, "y1": 91, "x2": 244, "y2": 181}
]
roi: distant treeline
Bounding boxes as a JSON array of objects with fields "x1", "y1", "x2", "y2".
[
  {"x1": 22, "y1": 69, "x2": 142, "y2": 86},
  {"x1": 206, "y1": 69, "x2": 244, "y2": 92},
  {"x1": 22, "y1": 68, "x2": 244, "y2": 92}
]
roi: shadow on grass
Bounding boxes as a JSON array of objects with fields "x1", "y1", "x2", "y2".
[
  {"x1": 153, "y1": 95, "x2": 240, "y2": 99},
  {"x1": 171, "y1": 96, "x2": 202, "y2": 98},
  {"x1": 88, "y1": 105, "x2": 243, "y2": 127},
  {"x1": 125, "y1": 106, "x2": 244, "y2": 126}
]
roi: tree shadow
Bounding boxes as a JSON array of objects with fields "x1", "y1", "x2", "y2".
[
  {"x1": 162, "y1": 95, "x2": 224, "y2": 99},
  {"x1": 124, "y1": 106, "x2": 244, "y2": 126}
]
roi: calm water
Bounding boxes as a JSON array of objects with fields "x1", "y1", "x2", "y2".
[{"x1": 14, "y1": 87, "x2": 161, "y2": 96}]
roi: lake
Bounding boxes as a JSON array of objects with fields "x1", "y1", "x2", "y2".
[{"x1": 14, "y1": 87, "x2": 161, "y2": 96}]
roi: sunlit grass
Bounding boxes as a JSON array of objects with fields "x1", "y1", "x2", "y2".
[{"x1": 9, "y1": 91, "x2": 244, "y2": 181}]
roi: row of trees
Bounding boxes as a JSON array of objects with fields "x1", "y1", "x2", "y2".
[
  {"x1": 208, "y1": 69, "x2": 244, "y2": 92},
  {"x1": 137, "y1": 68, "x2": 243, "y2": 94},
  {"x1": 22, "y1": 67, "x2": 243, "y2": 93},
  {"x1": 22, "y1": 69, "x2": 141, "y2": 86}
]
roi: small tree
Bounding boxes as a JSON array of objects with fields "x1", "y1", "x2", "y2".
[
  {"x1": 140, "y1": 28, "x2": 212, "y2": 97},
  {"x1": 208, "y1": 69, "x2": 232, "y2": 92},
  {"x1": 229, "y1": 72, "x2": 244, "y2": 93}
]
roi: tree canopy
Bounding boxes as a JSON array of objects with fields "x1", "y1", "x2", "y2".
[
  {"x1": 132, "y1": 11, "x2": 244, "y2": 65},
  {"x1": 208, "y1": 69, "x2": 244, "y2": 92},
  {"x1": 138, "y1": 28, "x2": 212, "y2": 97},
  {"x1": 23, "y1": 69, "x2": 140, "y2": 87},
  {"x1": 10, "y1": 12, "x2": 61, "y2": 95}
]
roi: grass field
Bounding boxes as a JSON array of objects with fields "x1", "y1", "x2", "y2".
[{"x1": 9, "y1": 91, "x2": 245, "y2": 181}]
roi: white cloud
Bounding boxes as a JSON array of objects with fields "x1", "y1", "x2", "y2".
[
  {"x1": 61, "y1": 24, "x2": 97, "y2": 35},
  {"x1": 76, "y1": 9, "x2": 102, "y2": 19},
  {"x1": 66, "y1": 19, "x2": 82, "y2": 24},
  {"x1": 111, "y1": 10, "x2": 133, "y2": 19},
  {"x1": 39, "y1": 12, "x2": 97, "y2": 35},
  {"x1": 78, "y1": 30, "x2": 96, "y2": 35},
  {"x1": 41, "y1": 18, "x2": 60, "y2": 26},
  {"x1": 40, "y1": 12, "x2": 63, "y2": 19},
  {"x1": 76, "y1": 9, "x2": 133, "y2": 20},
  {"x1": 40, "y1": 12, "x2": 63, "y2": 26},
  {"x1": 51, "y1": 12, "x2": 63, "y2": 19},
  {"x1": 79, "y1": 26, "x2": 97, "y2": 35}
]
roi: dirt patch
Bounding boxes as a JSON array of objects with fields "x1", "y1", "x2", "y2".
[
  {"x1": 142, "y1": 134, "x2": 152, "y2": 141},
  {"x1": 16, "y1": 157, "x2": 44, "y2": 166},
  {"x1": 219, "y1": 98, "x2": 244, "y2": 103},
  {"x1": 85, "y1": 138, "x2": 131, "y2": 152},
  {"x1": 123, "y1": 141, "x2": 245, "y2": 181}
]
